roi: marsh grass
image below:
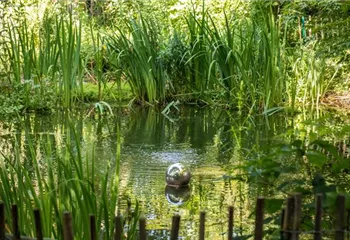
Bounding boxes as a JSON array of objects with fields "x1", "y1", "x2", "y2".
[
  {"x1": 57, "y1": 12, "x2": 83, "y2": 108},
  {"x1": 255, "y1": 8, "x2": 285, "y2": 111},
  {"x1": 185, "y1": 6, "x2": 214, "y2": 94},
  {"x1": 87, "y1": 23, "x2": 107, "y2": 101},
  {"x1": 289, "y1": 50, "x2": 327, "y2": 109},
  {"x1": 1, "y1": 9, "x2": 83, "y2": 110},
  {"x1": 0, "y1": 1, "x2": 338, "y2": 112},
  {"x1": 187, "y1": 5, "x2": 286, "y2": 110},
  {"x1": 0, "y1": 118, "x2": 137, "y2": 239},
  {"x1": 107, "y1": 16, "x2": 167, "y2": 104}
]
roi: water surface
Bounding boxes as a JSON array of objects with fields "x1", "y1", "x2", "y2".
[{"x1": 0, "y1": 106, "x2": 349, "y2": 239}]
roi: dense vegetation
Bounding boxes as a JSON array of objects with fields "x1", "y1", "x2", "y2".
[
  {"x1": 0, "y1": 0, "x2": 350, "y2": 239},
  {"x1": 0, "y1": 0, "x2": 349, "y2": 116}
]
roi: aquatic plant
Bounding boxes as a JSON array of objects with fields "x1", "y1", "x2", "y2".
[
  {"x1": 106, "y1": 16, "x2": 167, "y2": 104},
  {"x1": 0, "y1": 119, "x2": 137, "y2": 239},
  {"x1": 184, "y1": 3, "x2": 214, "y2": 95},
  {"x1": 57, "y1": 12, "x2": 83, "y2": 108}
]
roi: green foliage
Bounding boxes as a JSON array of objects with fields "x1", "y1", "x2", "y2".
[
  {"x1": 0, "y1": 120, "x2": 139, "y2": 239},
  {"x1": 1, "y1": 0, "x2": 349, "y2": 112},
  {"x1": 57, "y1": 12, "x2": 83, "y2": 108},
  {"x1": 159, "y1": 32, "x2": 189, "y2": 94},
  {"x1": 76, "y1": 82, "x2": 132, "y2": 102},
  {"x1": 0, "y1": 81, "x2": 56, "y2": 117},
  {"x1": 106, "y1": 16, "x2": 167, "y2": 104}
]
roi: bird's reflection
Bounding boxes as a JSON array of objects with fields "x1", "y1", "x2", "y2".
[{"x1": 165, "y1": 185, "x2": 191, "y2": 206}]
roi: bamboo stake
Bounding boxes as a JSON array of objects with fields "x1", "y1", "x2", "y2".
[
  {"x1": 199, "y1": 212, "x2": 205, "y2": 240},
  {"x1": 335, "y1": 195, "x2": 345, "y2": 240},
  {"x1": 228, "y1": 206, "x2": 234, "y2": 240},
  {"x1": 63, "y1": 212, "x2": 74, "y2": 240},
  {"x1": 308, "y1": 15, "x2": 312, "y2": 37},
  {"x1": 280, "y1": 209, "x2": 285, "y2": 239},
  {"x1": 314, "y1": 194, "x2": 322, "y2": 240},
  {"x1": 283, "y1": 196, "x2": 295, "y2": 240},
  {"x1": 114, "y1": 216, "x2": 123, "y2": 240},
  {"x1": 292, "y1": 193, "x2": 302, "y2": 240},
  {"x1": 139, "y1": 218, "x2": 147, "y2": 240},
  {"x1": 11, "y1": 204, "x2": 20, "y2": 240},
  {"x1": 0, "y1": 202, "x2": 4, "y2": 240},
  {"x1": 254, "y1": 197, "x2": 265, "y2": 240},
  {"x1": 34, "y1": 209, "x2": 43, "y2": 240},
  {"x1": 170, "y1": 215, "x2": 180, "y2": 240},
  {"x1": 89, "y1": 215, "x2": 96, "y2": 240}
]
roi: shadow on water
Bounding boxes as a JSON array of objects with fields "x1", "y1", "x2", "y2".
[{"x1": 0, "y1": 106, "x2": 349, "y2": 238}]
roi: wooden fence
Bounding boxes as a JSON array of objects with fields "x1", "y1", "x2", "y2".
[{"x1": 0, "y1": 193, "x2": 349, "y2": 240}]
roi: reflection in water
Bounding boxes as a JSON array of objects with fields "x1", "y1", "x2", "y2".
[
  {"x1": 0, "y1": 107, "x2": 349, "y2": 238},
  {"x1": 165, "y1": 185, "x2": 191, "y2": 206}
]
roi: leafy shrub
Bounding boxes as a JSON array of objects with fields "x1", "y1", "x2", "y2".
[{"x1": 0, "y1": 80, "x2": 57, "y2": 117}]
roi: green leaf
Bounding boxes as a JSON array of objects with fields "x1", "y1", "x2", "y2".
[
  {"x1": 264, "y1": 198, "x2": 284, "y2": 214},
  {"x1": 311, "y1": 140, "x2": 340, "y2": 159},
  {"x1": 324, "y1": 192, "x2": 338, "y2": 208},
  {"x1": 306, "y1": 150, "x2": 328, "y2": 167},
  {"x1": 291, "y1": 140, "x2": 303, "y2": 149}
]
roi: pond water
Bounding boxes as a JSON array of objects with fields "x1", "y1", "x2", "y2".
[{"x1": 0, "y1": 106, "x2": 349, "y2": 239}]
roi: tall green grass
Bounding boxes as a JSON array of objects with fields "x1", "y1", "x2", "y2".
[
  {"x1": 0, "y1": 1, "x2": 336, "y2": 112},
  {"x1": 57, "y1": 13, "x2": 83, "y2": 108},
  {"x1": 1, "y1": 7, "x2": 83, "y2": 110},
  {"x1": 185, "y1": 4, "x2": 285, "y2": 110},
  {"x1": 287, "y1": 49, "x2": 328, "y2": 109},
  {"x1": 0, "y1": 119, "x2": 138, "y2": 239},
  {"x1": 254, "y1": 7, "x2": 286, "y2": 110},
  {"x1": 185, "y1": 5, "x2": 214, "y2": 95},
  {"x1": 107, "y1": 16, "x2": 167, "y2": 104}
]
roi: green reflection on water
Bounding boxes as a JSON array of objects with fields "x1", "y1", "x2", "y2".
[{"x1": 0, "y1": 107, "x2": 349, "y2": 238}]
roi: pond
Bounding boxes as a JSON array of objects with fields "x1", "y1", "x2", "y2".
[{"x1": 0, "y1": 106, "x2": 349, "y2": 239}]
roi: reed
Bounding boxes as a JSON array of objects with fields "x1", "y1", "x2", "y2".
[
  {"x1": 288, "y1": 49, "x2": 328, "y2": 109},
  {"x1": 0, "y1": 1, "x2": 338, "y2": 112},
  {"x1": 88, "y1": 23, "x2": 106, "y2": 101},
  {"x1": 0, "y1": 118, "x2": 135, "y2": 239},
  {"x1": 254, "y1": 7, "x2": 285, "y2": 111},
  {"x1": 36, "y1": 14, "x2": 59, "y2": 86},
  {"x1": 107, "y1": 16, "x2": 166, "y2": 104},
  {"x1": 184, "y1": 4, "x2": 213, "y2": 94},
  {"x1": 57, "y1": 12, "x2": 83, "y2": 108}
]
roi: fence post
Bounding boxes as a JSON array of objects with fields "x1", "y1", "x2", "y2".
[
  {"x1": 63, "y1": 211, "x2": 74, "y2": 240},
  {"x1": 114, "y1": 215, "x2": 123, "y2": 240},
  {"x1": 280, "y1": 209, "x2": 285, "y2": 239},
  {"x1": 314, "y1": 194, "x2": 322, "y2": 240},
  {"x1": 228, "y1": 206, "x2": 234, "y2": 240},
  {"x1": 283, "y1": 196, "x2": 295, "y2": 240},
  {"x1": 0, "y1": 202, "x2": 4, "y2": 240},
  {"x1": 170, "y1": 215, "x2": 180, "y2": 240},
  {"x1": 11, "y1": 204, "x2": 20, "y2": 240},
  {"x1": 254, "y1": 197, "x2": 265, "y2": 240},
  {"x1": 292, "y1": 193, "x2": 302, "y2": 240},
  {"x1": 199, "y1": 212, "x2": 205, "y2": 240},
  {"x1": 335, "y1": 195, "x2": 345, "y2": 240},
  {"x1": 139, "y1": 218, "x2": 147, "y2": 240},
  {"x1": 90, "y1": 215, "x2": 96, "y2": 240},
  {"x1": 34, "y1": 209, "x2": 43, "y2": 240}
]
